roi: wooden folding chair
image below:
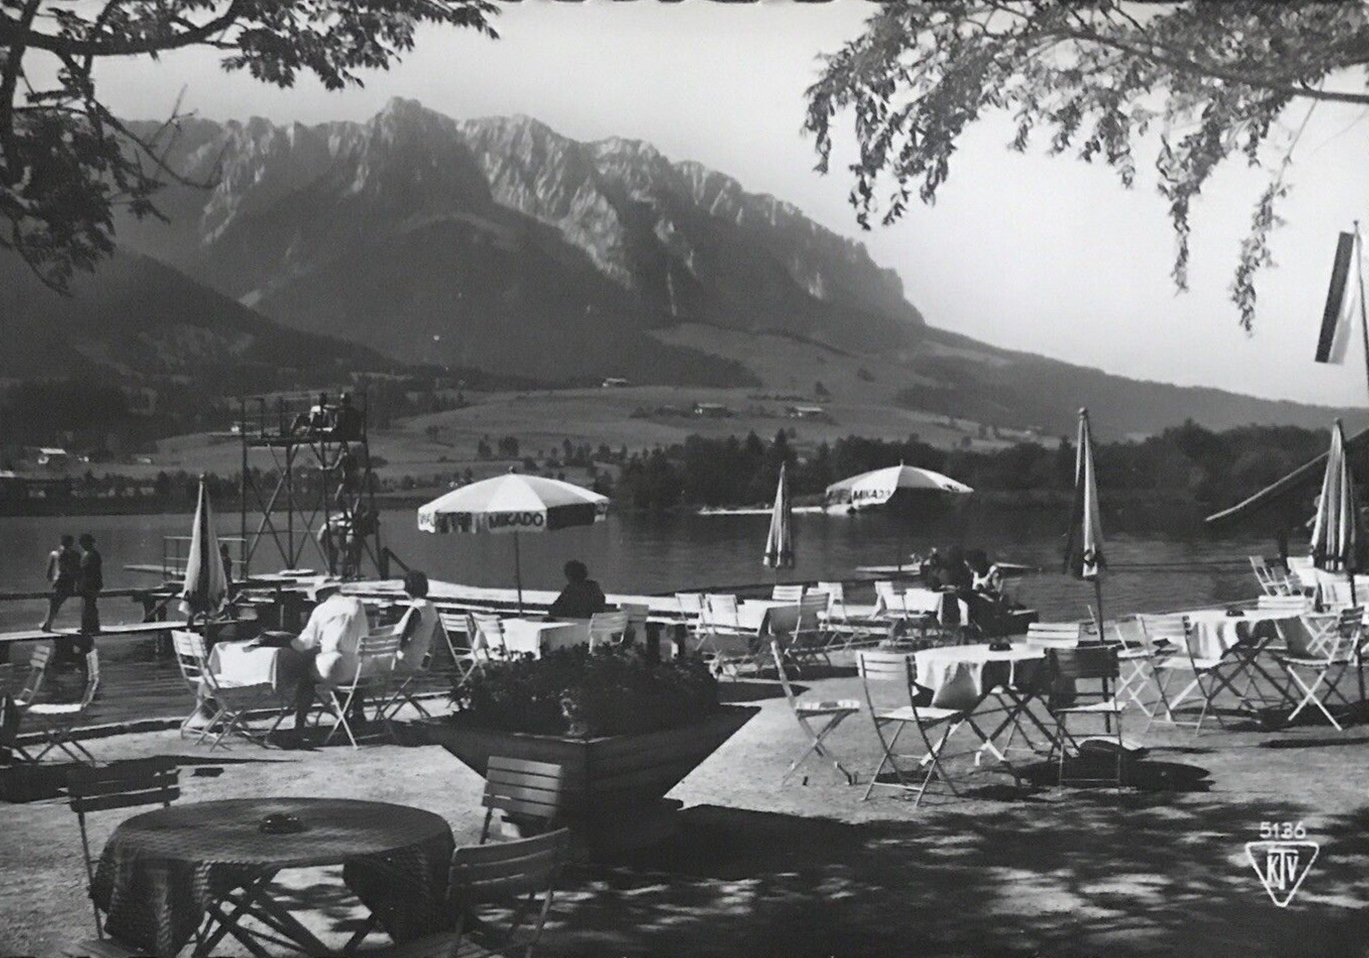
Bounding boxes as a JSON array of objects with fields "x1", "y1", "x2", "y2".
[
  {"x1": 437, "y1": 612, "x2": 480, "y2": 687},
  {"x1": 367, "y1": 829, "x2": 572, "y2": 958},
  {"x1": 817, "y1": 581, "x2": 879, "y2": 652},
  {"x1": 320, "y1": 629, "x2": 402, "y2": 748},
  {"x1": 1109, "y1": 617, "x2": 1164, "y2": 717},
  {"x1": 19, "y1": 650, "x2": 101, "y2": 764},
  {"x1": 770, "y1": 638, "x2": 860, "y2": 785},
  {"x1": 1275, "y1": 606, "x2": 1365, "y2": 731},
  {"x1": 856, "y1": 650, "x2": 965, "y2": 806},
  {"x1": 873, "y1": 581, "x2": 903, "y2": 617},
  {"x1": 772, "y1": 584, "x2": 806, "y2": 602},
  {"x1": 588, "y1": 610, "x2": 629, "y2": 651},
  {"x1": 620, "y1": 603, "x2": 651, "y2": 648},
  {"x1": 1250, "y1": 556, "x2": 1283, "y2": 596},
  {"x1": 901, "y1": 588, "x2": 949, "y2": 643},
  {"x1": 1141, "y1": 613, "x2": 1230, "y2": 734},
  {"x1": 1045, "y1": 646, "x2": 1125, "y2": 789},
  {"x1": 1025, "y1": 622, "x2": 1084, "y2": 650},
  {"x1": 170, "y1": 630, "x2": 214, "y2": 740},
  {"x1": 784, "y1": 593, "x2": 833, "y2": 674},
  {"x1": 173, "y1": 632, "x2": 275, "y2": 751},
  {"x1": 480, "y1": 756, "x2": 565, "y2": 843},
  {"x1": 65, "y1": 758, "x2": 181, "y2": 951},
  {"x1": 700, "y1": 595, "x2": 760, "y2": 676},
  {"x1": 469, "y1": 613, "x2": 510, "y2": 663}
]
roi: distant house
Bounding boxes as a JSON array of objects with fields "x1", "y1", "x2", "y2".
[
  {"x1": 786, "y1": 405, "x2": 831, "y2": 421},
  {"x1": 693, "y1": 402, "x2": 731, "y2": 418},
  {"x1": 29, "y1": 447, "x2": 70, "y2": 469},
  {"x1": 601, "y1": 377, "x2": 630, "y2": 388}
]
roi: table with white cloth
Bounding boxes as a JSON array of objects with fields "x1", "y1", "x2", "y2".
[
  {"x1": 912, "y1": 644, "x2": 1057, "y2": 765},
  {"x1": 1178, "y1": 608, "x2": 1312, "y2": 711},
  {"x1": 1183, "y1": 608, "x2": 1308, "y2": 660},
  {"x1": 500, "y1": 618, "x2": 592, "y2": 657},
  {"x1": 208, "y1": 640, "x2": 308, "y2": 694}
]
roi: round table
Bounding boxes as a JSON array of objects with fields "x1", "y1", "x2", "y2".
[{"x1": 94, "y1": 797, "x2": 454, "y2": 957}]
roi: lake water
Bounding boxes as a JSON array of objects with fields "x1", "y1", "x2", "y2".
[{"x1": 0, "y1": 505, "x2": 1275, "y2": 633}]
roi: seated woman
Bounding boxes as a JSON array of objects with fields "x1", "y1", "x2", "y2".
[
  {"x1": 396, "y1": 570, "x2": 445, "y2": 673},
  {"x1": 548, "y1": 560, "x2": 607, "y2": 619}
]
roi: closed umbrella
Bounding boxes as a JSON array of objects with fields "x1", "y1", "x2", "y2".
[
  {"x1": 1310, "y1": 419, "x2": 1367, "y2": 702},
  {"x1": 418, "y1": 473, "x2": 609, "y2": 611},
  {"x1": 764, "y1": 462, "x2": 795, "y2": 570},
  {"x1": 1063, "y1": 408, "x2": 1106, "y2": 630},
  {"x1": 181, "y1": 476, "x2": 228, "y2": 621},
  {"x1": 824, "y1": 463, "x2": 973, "y2": 572}
]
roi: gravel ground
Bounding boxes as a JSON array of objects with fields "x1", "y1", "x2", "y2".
[{"x1": 4, "y1": 666, "x2": 1369, "y2": 958}]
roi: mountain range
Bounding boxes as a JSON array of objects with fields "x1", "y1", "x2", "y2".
[{"x1": 5, "y1": 97, "x2": 1349, "y2": 440}]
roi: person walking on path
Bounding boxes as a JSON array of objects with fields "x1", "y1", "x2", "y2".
[
  {"x1": 40, "y1": 534, "x2": 81, "y2": 631},
  {"x1": 77, "y1": 533, "x2": 103, "y2": 643}
]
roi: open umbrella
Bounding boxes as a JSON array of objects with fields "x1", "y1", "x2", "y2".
[
  {"x1": 1063, "y1": 408, "x2": 1106, "y2": 631},
  {"x1": 764, "y1": 462, "x2": 795, "y2": 570},
  {"x1": 181, "y1": 476, "x2": 228, "y2": 621},
  {"x1": 824, "y1": 464, "x2": 973, "y2": 571},
  {"x1": 418, "y1": 473, "x2": 609, "y2": 611}
]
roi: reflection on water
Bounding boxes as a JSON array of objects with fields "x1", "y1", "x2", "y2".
[{"x1": 0, "y1": 504, "x2": 1274, "y2": 633}]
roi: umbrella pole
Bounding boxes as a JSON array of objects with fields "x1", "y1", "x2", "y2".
[
  {"x1": 1093, "y1": 578, "x2": 1105, "y2": 641},
  {"x1": 1352, "y1": 569, "x2": 1365, "y2": 707},
  {"x1": 513, "y1": 532, "x2": 524, "y2": 614}
]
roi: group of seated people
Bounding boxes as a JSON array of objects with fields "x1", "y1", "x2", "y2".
[
  {"x1": 920, "y1": 546, "x2": 1021, "y2": 635},
  {"x1": 286, "y1": 570, "x2": 442, "y2": 725},
  {"x1": 284, "y1": 559, "x2": 611, "y2": 724},
  {"x1": 289, "y1": 391, "x2": 364, "y2": 441}
]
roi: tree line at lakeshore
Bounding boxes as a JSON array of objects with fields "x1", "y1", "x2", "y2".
[
  {"x1": 613, "y1": 421, "x2": 1338, "y2": 513},
  {"x1": 1, "y1": 420, "x2": 1342, "y2": 521}
]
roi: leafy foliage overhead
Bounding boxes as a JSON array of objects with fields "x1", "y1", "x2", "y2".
[
  {"x1": 0, "y1": 0, "x2": 497, "y2": 290},
  {"x1": 805, "y1": 1, "x2": 1369, "y2": 331}
]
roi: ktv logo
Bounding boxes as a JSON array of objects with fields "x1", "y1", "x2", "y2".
[{"x1": 1246, "y1": 821, "x2": 1318, "y2": 908}]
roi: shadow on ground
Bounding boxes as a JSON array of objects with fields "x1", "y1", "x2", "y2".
[{"x1": 534, "y1": 798, "x2": 1369, "y2": 958}]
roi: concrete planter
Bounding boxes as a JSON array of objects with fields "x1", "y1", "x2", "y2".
[{"x1": 419, "y1": 705, "x2": 758, "y2": 859}]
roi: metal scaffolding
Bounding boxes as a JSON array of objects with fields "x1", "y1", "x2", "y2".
[{"x1": 236, "y1": 386, "x2": 387, "y2": 580}]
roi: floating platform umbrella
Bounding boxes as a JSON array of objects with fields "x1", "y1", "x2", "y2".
[
  {"x1": 418, "y1": 473, "x2": 609, "y2": 611},
  {"x1": 824, "y1": 464, "x2": 973, "y2": 571}
]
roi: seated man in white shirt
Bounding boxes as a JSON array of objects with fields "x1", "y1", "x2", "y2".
[
  {"x1": 291, "y1": 579, "x2": 372, "y2": 727},
  {"x1": 396, "y1": 570, "x2": 446, "y2": 674}
]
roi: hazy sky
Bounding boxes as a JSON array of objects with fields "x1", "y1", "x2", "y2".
[{"x1": 77, "y1": 0, "x2": 1369, "y2": 406}]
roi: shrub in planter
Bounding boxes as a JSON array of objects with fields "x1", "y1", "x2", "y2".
[{"x1": 451, "y1": 645, "x2": 719, "y2": 738}]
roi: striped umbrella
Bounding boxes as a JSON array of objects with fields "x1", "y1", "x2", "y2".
[
  {"x1": 763, "y1": 462, "x2": 795, "y2": 570},
  {"x1": 1312, "y1": 419, "x2": 1368, "y2": 703},
  {"x1": 418, "y1": 473, "x2": 609, "y2": 610},
  {"x1": 181, "y1": 477, "x2": 228, "y2": 620},
  {"x1": 824, "y1": 463, "x2": 973, "y2": 572},
  {"x1": 1311, "y1": 419, "x2": 1364, "y2": 590},
  {"x1": 1063, "y1": 408, "x2": 1106, "y2": 629}
]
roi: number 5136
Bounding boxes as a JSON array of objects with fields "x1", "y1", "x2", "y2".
[{"x1": 1259, "y1": 821, "x2": 1307, "y2": 840}]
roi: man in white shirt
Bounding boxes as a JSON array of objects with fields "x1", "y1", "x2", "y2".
[{"x1": 291, "y1": 579, "x2": 370, "y2": 726}]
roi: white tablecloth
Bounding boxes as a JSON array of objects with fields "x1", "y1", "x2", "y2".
[
  {"x1": 913, "y1": 645, "x2": 1047, "y2": 711},
  {"x1": 501, "y1": 618, "x2": 591, "y2": 657},
  {"x1": 208, "y1": 641, "x2": 306, "y2": 692},
  {"x1": 1181, "y1": 609, "x2": 1307, "y2": 661}
]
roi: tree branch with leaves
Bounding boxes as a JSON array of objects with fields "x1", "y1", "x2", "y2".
[
  {"x1": 805, "y1": 0, "x2": 1369, "y2": 331},
  {"x1": 0, "y1": 0, "x2": 497, "y2": 292}
]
